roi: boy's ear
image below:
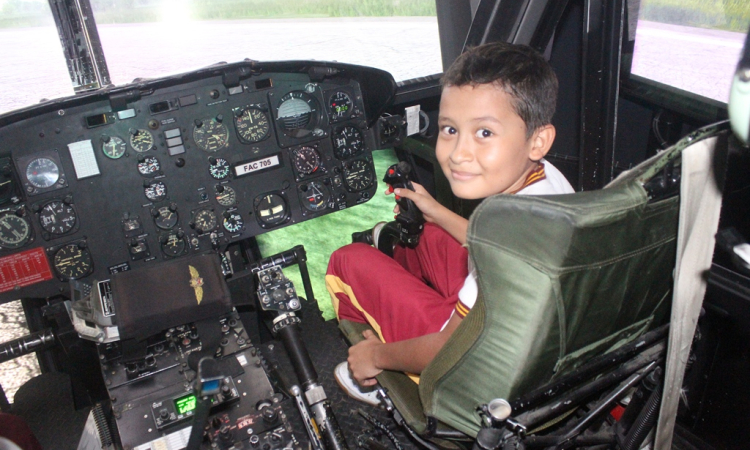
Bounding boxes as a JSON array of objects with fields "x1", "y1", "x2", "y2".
[{"x1": 528, "y1": 125, "x2": 556, "y2": 161}]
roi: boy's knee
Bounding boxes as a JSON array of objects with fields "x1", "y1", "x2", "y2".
[{"x1": 329, "y1": 242, "x2": 378, "y2": 270}]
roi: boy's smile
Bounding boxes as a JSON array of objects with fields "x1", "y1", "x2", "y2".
[{"x1": 436, "y1": 83, "x2": 553, "y2": 200}]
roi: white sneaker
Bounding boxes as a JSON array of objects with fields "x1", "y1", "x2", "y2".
[
  {"x1": 371, "y1": 222, "x2": 387, "y2": 248},
  {"x1": 334, "y1": 362, "x2": 382, "y2": 406}
]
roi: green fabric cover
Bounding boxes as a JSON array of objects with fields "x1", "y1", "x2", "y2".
[{"x1": 419, "y1": 155, "x2": 679, "y2": 436}]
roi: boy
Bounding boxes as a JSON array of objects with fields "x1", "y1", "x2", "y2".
[{"x1": 325, "y1": 42, "x2": 574, "y2": 402}]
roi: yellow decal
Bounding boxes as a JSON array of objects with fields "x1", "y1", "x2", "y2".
[{"x1": 189, "y1": 265, "x2": 204, "y2": 305}]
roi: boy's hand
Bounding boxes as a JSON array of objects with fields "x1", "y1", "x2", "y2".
[
  {"x1": 347, "y1": 329, "x2": 383, "y2": 386},
  {"x1": 387, "y1": 182, "x2": 443, "y2": 224}
]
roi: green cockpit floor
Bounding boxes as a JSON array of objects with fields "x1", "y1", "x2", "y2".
[{"x1": 256, "y1": 149, "x2": 398, "y2": 320}]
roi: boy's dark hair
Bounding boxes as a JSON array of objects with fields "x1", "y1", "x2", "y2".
[{"x1": 442, "y1": 42, "x2": 558, "y2": 138}]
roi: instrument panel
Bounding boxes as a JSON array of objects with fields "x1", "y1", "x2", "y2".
[{"x1": 0, "y1": 60, "x2": 396, "y2": 302}]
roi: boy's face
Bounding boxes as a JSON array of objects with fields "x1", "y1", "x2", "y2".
[{"x1": 436, "y1": 83, "x2": 552, "y2": 199}]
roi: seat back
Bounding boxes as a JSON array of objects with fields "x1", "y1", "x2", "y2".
[{"x1": 418, "y1": 148, "x2": 684, "y2": 436}]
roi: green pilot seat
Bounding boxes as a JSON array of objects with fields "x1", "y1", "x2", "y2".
[{"x1": 338, "y1": 128, "x2": 713, "y2": 439}]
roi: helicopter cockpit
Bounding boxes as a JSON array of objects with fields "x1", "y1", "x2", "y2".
[{"x1": 0, "y1": 1, "x2": 749, "y2": 450}]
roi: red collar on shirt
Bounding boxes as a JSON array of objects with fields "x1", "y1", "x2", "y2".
[{"x1": 507, "y1": 162, "x2": 546, "y2": 194}]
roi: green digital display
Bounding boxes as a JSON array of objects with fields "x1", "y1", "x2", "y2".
[{"x1": 174, "y1": 394, "x2": 197, "y2": 415}]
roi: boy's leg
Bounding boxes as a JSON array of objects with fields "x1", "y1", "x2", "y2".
[
  {"x1": 392, "y1": 223, "x2": 469, "y2": 299},
  {"x1": 326, "y1": 242, "x2": 456, "y2": 343}
]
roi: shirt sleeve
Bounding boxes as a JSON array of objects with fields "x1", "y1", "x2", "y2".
[{"x1": 455, "y1": 269, "x2": 478, "y2": 318}]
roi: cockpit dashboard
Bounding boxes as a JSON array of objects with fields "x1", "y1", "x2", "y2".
[{"x1": 0, "y1": 60, "x2": 396, "y2": 303}]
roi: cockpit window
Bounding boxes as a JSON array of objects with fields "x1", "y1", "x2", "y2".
[
  {"x1": 631, "y1": 0, "x2": 749, "y2": 103},
  {"x1": 0, "y1": 0, "x2": 442, "y2": 115}
]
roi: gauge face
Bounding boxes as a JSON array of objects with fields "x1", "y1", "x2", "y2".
[
  {"x1": 215, "y1": 185, "x2": 236, "y2": 206},
  {"x1": 299, "y1": 181, "x2": 329, "y2": 212},
  {"x1": 292, "y1": 147, "x2": 320, "y2": 175},
  {"x1": 144, "y1": 181, "x2": 167, "y2": 201},
  {"x1": 39, "y1": 200, "x2": 76, "y2": 235},
  {"x1": 209, "y1": 158, "x2": 230, "y2": 180},
  {"x1": 0, "y1": 213, "x2": 31, "y2": 249},
  {"x1": 53, "y1": 243, "x2": 93, "y2": 280},
  {"x1": 153, "y1": 206, "x2": 178, "y2": 230},
  {"x1": 193, "y1": 118, "x2": 229, "y2": 152},
  {"x1": 276, "y1": 91, "x2": 320, "y2": 138},
  {"x1": 343, "y1": 159, "x2": 375, "y2": 191},
  {"x1": 26, "y1": 157, "x2": 60, "y2": 189},
  {"x1": 161, "y1": 233, "x2": 187, "y2": 257},
  {"x1": 130, "y1": 129, "x2": 154, "y2": 153},
  {"x1": 332, "y1": 126, "x2": 365, "y2": 159},
  {"x1": 193, "y1": 209, "x2": 217, "y2": 234},
  {"x1": 256, "y1": 194, "x2": 288, "y2": 227},
  {"x1": 234, "y1": 108, "x2": 270, "y2": 143},
  {"x1": 329, "y1": 91, "x2": 353, "y2": 121},
  {"x1": 102, "y1": 136, "x2": 126, "y2": 159},
  {"x1": 223, "y1": 211, "x2": 244, "y2": 233},
  {"x1": 137, "y1": 156, "x2": 161, "y2": 177}
]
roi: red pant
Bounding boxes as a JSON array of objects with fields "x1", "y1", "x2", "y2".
[{"x1": 325, "y1": 223, "x2": 468, "y2": 343}]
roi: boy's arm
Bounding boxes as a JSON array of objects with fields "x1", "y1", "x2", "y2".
[
  {"x1": 347, "y1": 313, "x2": 463, "y2": 386},
  {"x1": 391, "y1": 184, "x2": 469, "y2": 244}
]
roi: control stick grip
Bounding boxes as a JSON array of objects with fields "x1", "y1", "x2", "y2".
[{"x1": 382, "y1": 161, "x2": 425, "y2": 247}]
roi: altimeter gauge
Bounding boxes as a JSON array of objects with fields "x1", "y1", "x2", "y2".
[
  {"x1": 193, "y1": 117, "x2": 229, "y2": 152},
  {"x1": 38, "y1": 200, "x2": 76, "y2": 235},
  {"x1": 0, "y1": 212, "x2": 31, "y2": 249},
  {"x1": 343, "y1": 159, "x2": 375, "y2": 191},
  {"x1": 234, "y1": 107, "x2": 271, "y2": 143},
  {"x1": 332, "y1": 126, "x2": 364, "y2": 159}
]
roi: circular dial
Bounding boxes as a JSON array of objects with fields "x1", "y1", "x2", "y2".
[
  {"x1": 223, "y1": 211, "x2": 244, "y2": 233},
  {"x1": 192, "y1": 209, "x2": 217, "y2": 234},
  {"x1": 256, "y1": 194, "x2": 288, "y2": 227},
  {"x1": 193, "y1": 117, "x2": 229, "y2": 152},
  {"x1": 39, "y1": 200, "x2": 76, "y2": 235},
  {"x1": 130, "y1": 129, "x2": 154, "y2": 153},
  {"x1": 329, "y1": 91, "x2": 353, "y2": 121},
  {"x1": 144, "y1": 181, "x2": 167, "y2": 201},
  {"x1": 102, "y1": 136, "x2": 126, "y2": 159},
  {"x1": 161, "y1": 233, "x2": 187, "y2": 257},
  {"x1": 343, "y1": 159, "x2": 375, "y2": 191},
  {"x1": 300, "y1": 181, "x2": 329, "y2": 212},
  {"x1": 26, "y1": 157, "x2": 60, "y2": 189},
  {"x1": 332, "y1": 126, "x2": 365, "y2": 159},
  {"x1": 208, "y1": 157, "x2": 230, "y2": 180},
  {"x1": 153, "y1": 206, "x2": 178, "y2": 230},
  {"x1": 137, "y1": 156, "x2": 161, "y2": 176},
  {"x1": 53, "y1": 243, "x2": 93, "y2": 280},
  {"x1": 215, "y1": 185, "x2": 236, "y2": 207},
  {"x1": 0, "y1": 213, "x2": 31, "y2": 249},
  {"x1": 292, "y1": 147, "x2": 320, "y2": 175},
  {"x1": 234, "y1": 108, "x2": 270, "y2": 143},
  {"x1": 276, "y1": 91, "x2": 320, "y2": 138}
]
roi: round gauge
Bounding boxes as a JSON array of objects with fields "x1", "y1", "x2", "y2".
[
  {"x1": 101, "y1": 136, "x2": 126, "y2": 159},
  {"x1": 256, "y1": 194, "x2": 288, "y2": 227},
  {"x1": 192, "y1": 209, "x2": 217, "y2": 234},
  {"x1": 39, "y1": 200, "x2": 76, "y2": 235},
  {"x1": 292, "y1": 147, "x2": 320, "y2": 175},
  {"x1": 144, "y1": 181, "x2": 167, "y2": 201},
  {"x1": 25, "y1": 157, "x2": 60, "y2": 189},
  {"x1": 332, "y1": 126, "x2": 365, "y2": 159},
  {"x1": 223, "y1": 211, "x2": 244, "y2": 233},
  {"x1": 215, "y1": 185, "x2": 236, "y2": 207},
  {"x1": 329, "y1": 91, "x2": 353, "y2": 121},
  {"x1": 153, "y1": 206, "x2": 178, "y2": 230},
  {"x1": 0, "y1": 212, "x2": 31, "y2": 249},
  {"x1": 300, "y1": 181, "x2": 329, "y2": 212},
  {"x1": 53, "y1": 243, "x2": 93, "y2": 280},
  {"x1": 193, "y1": 117, "x2": 229, "y2": 152},
  {"x1": 343, "y1": 159, "x2": 375, "y2": 191},
  {"x1": 137, "y1": 156, "x2": 161, "y2": 177},
  {"x1": 234, "y1": 108, "x2": 270, "y2": 143},
  {"x1": 161, "y1": 233, "x2": 187, "y2": 257},
  {"x1": 130, "y1": 129, "x2": 154, "y2": 153},
  {"x1": 209, "y1": 157, "x2": 230, "y2": 180},
  {"x1": 276, "y1": 91, "x2": 320, "y2": 138}
]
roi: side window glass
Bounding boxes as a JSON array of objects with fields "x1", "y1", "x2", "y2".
[{"x1": 631, "y1": 0, "x2": 749, "y2": 103}]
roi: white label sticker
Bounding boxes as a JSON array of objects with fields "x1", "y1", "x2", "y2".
[
  {"x1": 405, "y1": 105, "x2": 421, "y2": 136},
  {"x1": 236, "y1": 353, "x2": 248, "y2": 366},
  {"x1": 68, "y1": 140, "x2": 100, "y2": 179},
  {"x1": 234, "y1": 154, "x2": 280, "y2": 177}
]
